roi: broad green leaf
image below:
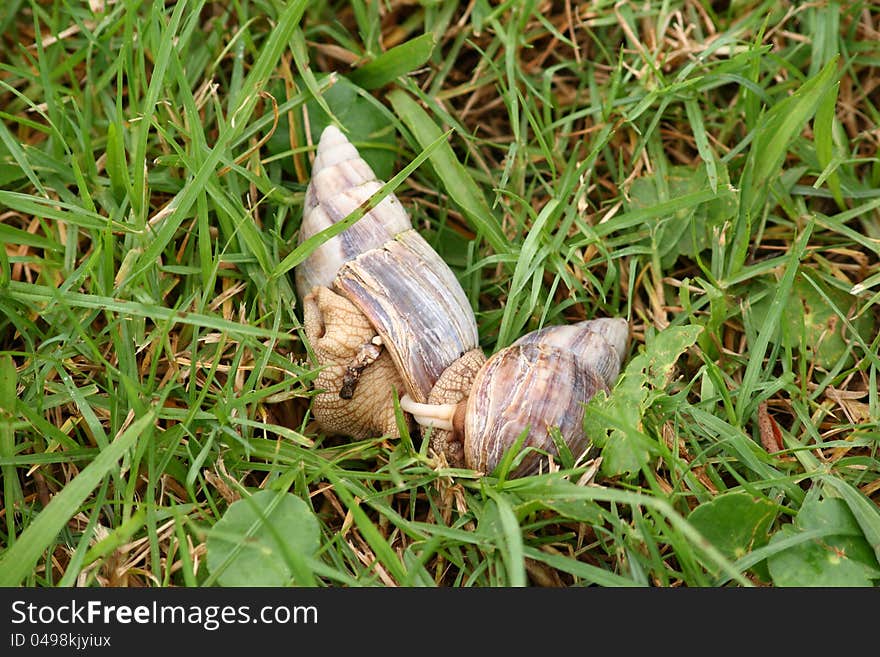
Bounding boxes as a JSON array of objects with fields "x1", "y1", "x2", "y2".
[
  {"x1": 0, "y1": 411, "x2": 154, "y2": 586},
  {"x1": 206, "y1": 489, "x2": 319, "y2": 586},
  {"x1": 749, "y1": 270, "x2": 874, "y2": 369},
  {"x1": 767, "y1": 525, "x2": 878, "y2": 586},
  {"x1": 627, "y1": 163, "x2": 736, "y2": 268},
  {"x1": 798, "y1": 495, "x2": 865, "y2": 536},
  {"x1": 349, "y1": 33, "x2": 436, "y2": 90},
  {"x1": 822, "y1": 476, "x2": 880, "y2": 565},
  {"x1": 585, "y1": 324, "x2": 703, "y2": 477},
  {"x1": 687, "y1": 491, "x2": 778, "y2": 580},
  {"x1": 767, "y1": 497, "x2": 880, "y2": 587},
  {"x1": 641, "y1": 324, "x2": 706, "y2": 389}
]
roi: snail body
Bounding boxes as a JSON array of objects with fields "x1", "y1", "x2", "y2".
[{"x1": 296, "y1": 126, "x2": 629, "y2": 477}]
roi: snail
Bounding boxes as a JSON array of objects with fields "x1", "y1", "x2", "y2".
[
  {"x1": 400, "y1": 319, "x2": 629, "y2": 478},
  {"x1": 296, "y1": 125, "x2": 629, "y2": 478},
  {"x1": 296, "y1": 125, "x2": 483, "y2": 440}
]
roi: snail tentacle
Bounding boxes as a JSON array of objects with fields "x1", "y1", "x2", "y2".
[{"x1": 399, "y1": 395, "x2": 458, "y2": 431}]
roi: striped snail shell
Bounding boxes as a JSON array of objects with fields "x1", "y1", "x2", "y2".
[{"x1": 402, "y1": 318, "x2": 629, "y2": 478}]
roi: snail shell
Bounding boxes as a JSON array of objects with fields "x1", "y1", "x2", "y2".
[
  {"x1": 297, "y1": 126, "x2": 479, "y2": 437},
  {"x1": 404, "y1": 317, "x2": 629, "y2": 478},
  {"x1": 511, "y1": 320, "x2": 628, "y2": 387},
  {"x1": 334, "y1": 229, "x2": 479, "y2": 401},
  {"x1": 464, "y1": 318, "x2": 628, "y2": 477},
  {"x1": 297, "y1": 126, "x2": 631, "y2": 474},
  {"x1": 295, "y1": 125, "x2": 412, "y2": 301}
]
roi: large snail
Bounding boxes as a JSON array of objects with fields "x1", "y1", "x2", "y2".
[{"x1": 296, "y1": 126, "x2": 629, "y2": 478}]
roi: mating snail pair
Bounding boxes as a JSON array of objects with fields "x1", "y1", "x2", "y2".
[{"x1": 294, "y1": 126, "x2": 629, "y2": 478}]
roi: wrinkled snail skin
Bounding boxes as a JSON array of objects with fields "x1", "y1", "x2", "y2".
[
  {"x1": 302, "y1": 287, "x2": 404, "y2": 439},
  {"x1": 423, "y1": 348, "x2": 487, "y2": 467},
  {"x1": 403, "y1": 318, "x2": 630, "y2": 478},
  {"x1": 297, "y1": 126, "x2": 479, "y2": 438}
]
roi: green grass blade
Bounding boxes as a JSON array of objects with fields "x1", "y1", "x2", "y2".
[
  {"x1": 496, "y1": 198, "x2": 556, "y2": 348},
  {"x1": 123, "y1": 0, "x2": 308, "y2": 286},
  {"x1": 736, "y1": 219, "x2": 814, "y2": 423},
  {"x1": 684, "y1": 98, "x2": 718, "y2": 192},
  {"x1": 130, "y1": 0, "x2": 198, "y2": 222},
  {"x1": 727, "y1": 57, "x2": 840, "y2": 277},
  {"x1": 349, "y1": 33, "x2": 436, "y2": 90},
  {"x1": 485, "y1": 489, "x2": 527, "y2": 586},
  {"x1": 0, "y1": 191, "x2": 127, "y2": 232},
  {"x1": 749, "y1": 56, "x2": 841, "y2": 211},
  {"x1": 0, "y1": 118, "x2": 48, "y2": 197},
  {"x1": 521, "y1": 546, "x2": 640, "y2": 586},
  {"x1": 0, "y1": 222, "x2": 63, "y2": 251},
  {"x1": 0, "y1": 354, "x2": 22, "y2": 546},
  {"x1": 105, "y1": 121, "x2": 131, "y2": 204},
  {"x1": 7, "y1": 281, "x2": 285, "y2": 340},
  {"x1": 388, "y1": 89, "x2": 509, "y2": 257},
  {"x1": 243, "y1": 3, "x2": 310, "y2": 113},
  {"x1": 814, "y1": 79, "x2": 844, "y2": 209},
  {"x1": 0, "y1": 410, "x2": 155, "y2": 586}
]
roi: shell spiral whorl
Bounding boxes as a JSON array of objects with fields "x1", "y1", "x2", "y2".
[{"x1": 294, "y1": 125, "x2": 412, "y2": 301}]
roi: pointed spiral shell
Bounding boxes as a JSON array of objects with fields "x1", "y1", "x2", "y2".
[
  {"x1": 296, "y1": 126, "x2": 480, "y2": 429},
  {"x1": 295, "y1": 125, "x2": 412, "y2": 301}
]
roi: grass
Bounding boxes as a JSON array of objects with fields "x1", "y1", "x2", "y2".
[{"x1": 0, "y1": 0, "x2": 878, "y2": 587}]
